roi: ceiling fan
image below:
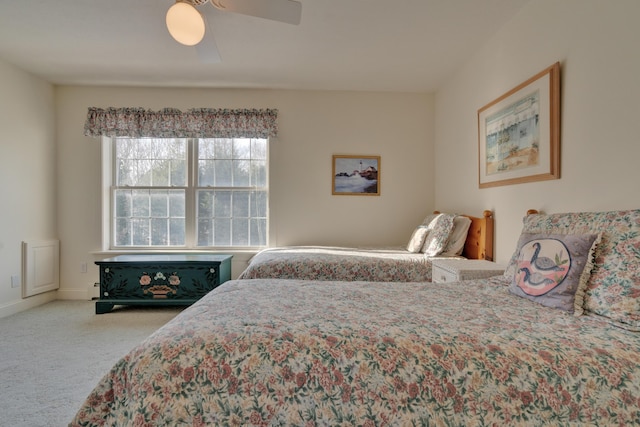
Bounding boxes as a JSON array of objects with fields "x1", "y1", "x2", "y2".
[{"x1": 165, "y1": 0, "x2": 302, "y2": 63}]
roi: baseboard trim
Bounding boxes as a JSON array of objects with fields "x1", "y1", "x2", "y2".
[
  {"x1": 57, "y1": 288, "x2": 93, "y2": 301},
  {"x1": 0, "y1": 291, "x2": 58, "y2": 319}
]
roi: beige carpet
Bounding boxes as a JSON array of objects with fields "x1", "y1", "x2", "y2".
[{"x1": 0, "y1": 300, "x2": 183, "y2": 427}]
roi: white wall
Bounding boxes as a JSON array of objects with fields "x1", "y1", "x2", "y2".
[
  {"x1": 5, "y1": 0, "x2": 639, "y2": 313},
  {"x1": 0, "y1": 59, "x2": 58, "y2": 317},
  {"x1": 55, "y1": 87, "x2": 433, "y2": 298},
  {"x1": 434, "y1": 0, "x2": 640, "y2": 263}
]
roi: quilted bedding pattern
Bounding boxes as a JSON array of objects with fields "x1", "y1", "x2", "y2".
[
  {"x1": 70, "y1": 277, "x2": 640, "y2": 426},
  {"x1": 237, "y1": 246, "x2": 449, "y2": 282}
]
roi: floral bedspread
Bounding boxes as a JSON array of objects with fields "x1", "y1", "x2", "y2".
[
  {"x1": 70, "y1": 277, "x2": 640, "y2": 426},
  {"x1": 237, "y1": 246, "x2": 453, "y2": 282}
]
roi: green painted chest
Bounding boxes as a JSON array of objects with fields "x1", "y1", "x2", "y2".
[{"x1": 95, "y1": 254, "x2": 232, "y2": 314}]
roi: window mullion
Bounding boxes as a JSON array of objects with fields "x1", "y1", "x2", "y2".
[{"x1": 184, "y1": 138, "x2": 197, "y2": 248}]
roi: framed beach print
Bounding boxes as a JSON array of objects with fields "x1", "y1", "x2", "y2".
[
  {"x1": 478, "y1": 62, "x2": 560, "y2": 188},
  {"x1": 332, "y1": 155, "x2": 380, "y2": 196}
]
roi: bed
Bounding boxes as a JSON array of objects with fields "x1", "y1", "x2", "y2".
[
  {"x1": 237, "y1": 210, "x2": 494, "y2": 282},
  {"x1": 70, "y1": 208, "x2": 640, "y2": 426}
]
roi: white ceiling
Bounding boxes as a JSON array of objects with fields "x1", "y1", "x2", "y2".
[{"x1": 0, "y1": 0, "x2": 530, "y2": 93}]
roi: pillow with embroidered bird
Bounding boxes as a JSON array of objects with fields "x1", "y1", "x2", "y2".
[{"x1": 508, "y1": 232, "x2": 600, "y2": 314}]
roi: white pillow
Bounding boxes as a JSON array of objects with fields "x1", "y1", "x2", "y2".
[
  {"x1": 440, "y1": 216, "x2": 472, "y2": 256},
  {"x1": 421, "y1": 213, "x2": 439, "y2": 226},
  {"x1": 421, "y1": 213, "x2": 457, "y2": 256},
  {"x1": 406, "y1": 226, "x2": 429, "y2": 253}
]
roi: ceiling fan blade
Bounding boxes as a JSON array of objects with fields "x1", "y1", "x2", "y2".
[
  {"x1": 210, "y1": 0, "x2": 302, "y2": 25},
  {"x1": 195, "y1": 13, "x2": 221, "y2": 63}
]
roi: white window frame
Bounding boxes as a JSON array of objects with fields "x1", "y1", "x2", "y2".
[{"x1": 100, "y1": 137, "x2": 270, "y2": 252}]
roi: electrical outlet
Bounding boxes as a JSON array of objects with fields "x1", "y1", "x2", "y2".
[
  {"x1": 11, "y1": 275, "x2": 21, "y2": 288},
  {"x1": 81, "y1": 263, "x2": 88, "y2": 273}
]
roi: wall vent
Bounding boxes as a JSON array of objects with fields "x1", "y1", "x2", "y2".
[{"x1": 22, "y1": 240, "x2": 60, "y2": 298}]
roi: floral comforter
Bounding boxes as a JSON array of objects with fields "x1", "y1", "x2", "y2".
[
  {"x1": 70, "y1": 277, "x2": 640, "y2": 426},
  {"x1": 237, "y1": 246, "x2": 454, "y2": 282}
]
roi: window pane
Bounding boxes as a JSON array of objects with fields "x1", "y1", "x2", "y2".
[
  {"x1": 214, "y1": 218, "x2": 231, "y2": 246},
  {"x1": 115, "y1": 218, "x2": 131, "y2": 246},
  {"x1": 117, "y1": 160, "x2": 134, "y2": 186},
  {"x1": 132, "y1": 191, "x2": 150, "y2": 217},
  {"x1": 233, "y1": 192, "x2": 250, "y2": 217},
  {"x1": 151, "y1": 160, "x2": 170, "y2": 186},
  {"x1": 214, "y1": 139, "x2": 233, "y2": 159},
  {"x1": 251, "y1": 160, "x2": 267, "y2": 187},
  {"x1": 199, "y1": 139, "x2": 216, "y2": 158},
  {"x1": 252, "y1": 139, "x2": 267, "y2": 159},
  {"x1": 115, "y1": 191, "x2": 131, "y2": 217},
  {"x1": 199, "y1": 159, "x2": 214, "y2": 186},
  {"x1": 197, "y1": 191, "x2": 213, "y2": 217},
  {"x1": 250, "y1": 218, "x2": 267, "y2": 246},
  {"x1": 251, "y1": 191, "x2": 268, "y2": 217},
  {"x1": 169, "y1": 191, "x2": 185, "y2": 217},
  {"x1": 197, "y1": 218, "x2": 213, "y2": 246},
  {"x1": 233, "y1": 160, "x2": 250, "y2": 187},
  {"x1": 214, "y1": 191, "x2": 231, "y2": 217},
  {"x1": 170, "y1": 159, "x2": 186, "y2": 185},
  {"x1": 151, "y1": 218, "x2": 168, "y2": 245},
  {"x1": 214, "y1": 160, "x2": 233, "y2": 186},
  {"x1": 132, "y1": 218, "x2": 149, "y2": 246},
  {"x1": 232, "y1": 218, "x2": 249, "y2": 245},
  {"x1": 169, "y1": 218, "x2": 185, "y2": 245},
  {"x1": 134, "y1": 160, "x2": 152, "y2": 186},
  {"x1": 233, "y1": 139, "x2": 251, "y2": 159},
  {"x1": 150, "y1": 192, "x2": 167, "y2": 217}
]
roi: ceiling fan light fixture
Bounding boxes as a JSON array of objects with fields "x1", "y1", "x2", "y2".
[{"x1": 166, "y1": 2, "x2": 206, "y2": 46}]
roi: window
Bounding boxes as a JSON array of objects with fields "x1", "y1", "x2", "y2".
[{"x1": 108, "y1": 137, "x2": 268, "y2": 249}]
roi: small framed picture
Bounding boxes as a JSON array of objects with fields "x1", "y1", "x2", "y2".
[{"x1": 332, "y1": 155, "x2": 380, "y2": 196}]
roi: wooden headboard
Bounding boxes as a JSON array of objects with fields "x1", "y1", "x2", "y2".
[{"x1": 434, "y1": 210, "x2": 494, "y2": 261}]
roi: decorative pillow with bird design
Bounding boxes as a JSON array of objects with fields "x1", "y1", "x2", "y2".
[{"x1": 508, "y1": 232, "x2": 601, "y2": 313}]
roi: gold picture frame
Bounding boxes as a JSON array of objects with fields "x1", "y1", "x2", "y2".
[
  {"x1": 332, "y1": 155, "x2": 380, "y2": 196},
  {"x1": 478, "y1": 62, "x2": 560, "y2": 188}
]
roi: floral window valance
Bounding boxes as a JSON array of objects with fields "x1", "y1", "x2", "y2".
[{"x1": 84, "y1": 107, "x2": 278, "y2": 139}]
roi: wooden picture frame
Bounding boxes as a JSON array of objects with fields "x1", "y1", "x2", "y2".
[
  {"x1": 478, "y1": 62, "x2": 560, "y2": 188},
  {"x1": 332, "y1": 155, "x2": 380, "y2": 196}
]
